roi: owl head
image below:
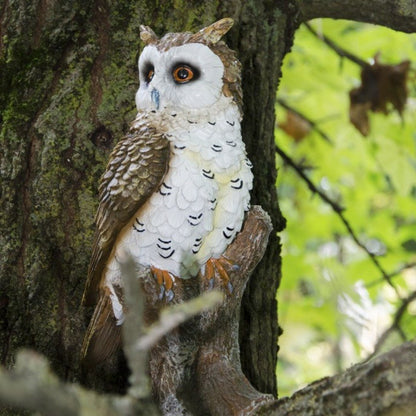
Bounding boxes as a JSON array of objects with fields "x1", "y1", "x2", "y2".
[{"x1": 135, "y1": 18, "x2": 242, "y2": 114}]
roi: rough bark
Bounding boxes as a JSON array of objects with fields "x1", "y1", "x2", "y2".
[
  {"x1": 0, "y1": 0, "x2": 289, "y2": 399},
  {"x1": 260, "y1": 339, "x2": 416, "y2": 416},
  {"x1": 141, "y1": 207, "x2": 274, "y2": 415},
  {"x1": 297, "y1": 0, "x2": 416, "y2": 33}
]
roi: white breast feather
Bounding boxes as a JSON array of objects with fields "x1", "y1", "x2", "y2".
[{"x1": 105, "y1": 96, "x2": 253, "y2": 286}]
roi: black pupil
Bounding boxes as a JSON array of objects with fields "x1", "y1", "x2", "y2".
[{"x1": 177, "y1": 68, "x2": 189, "y2": 79}]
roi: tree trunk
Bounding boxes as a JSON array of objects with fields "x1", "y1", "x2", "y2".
[
  {"x1": 0, "y1": 0, "x2": 289, "y2": 397},
  {"x1": 2, "y1": 0, "x2": 416, "y2": 415}
]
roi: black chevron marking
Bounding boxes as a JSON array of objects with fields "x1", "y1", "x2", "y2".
[
  {"x1": 223, "y1": 230, "x2": 233, "y2": 239},
  {"x1": 174, "y1": 144, "x2": 186, "y2": 149},
  {"x1": 192, "y1": 238, "x2": 202, "y2": 253},
  {"x1": 188, "y1": 119, "x2": 197, "y2": 124},
  {"x1": 202, "y1": 169, "x2": 215, "y2": 179},
  {"x1": 133, "y1": 218, "x2": 145, "y2": 233},
  {"x1": 158, "y1": 238, "x2": 171, "y2": 244},
  {"x1": 208, "y1": 121, "x2": 216, "y2": 126},
  {"x1": 187, "y1": 212, "x2": 203, "y2": 226},
  {"x1": 210, "y1": 198, "x2": 217, "y2": 210},
  {"x1": 159, "y1": 249, "x2": 175, "y2": 259},
  {"x1": 226, "y1": 120, "x2": 235, "y2": 126},
  {"x1": 245, "y1": 158, "x2": 253, "y2": 167},
  {"x1": 159, "y1": 182, "x2": 172, "y2": 196},
  {"x1": 211, "y1": 144, "x2": 223, "y2": 152},
  {"x1": 230, "y1": 178, "x2": 243, "y2": 189}
]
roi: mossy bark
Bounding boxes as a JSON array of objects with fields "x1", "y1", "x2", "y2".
[{"x1": 0, "y1": 0, "x2": 292, "y2": 399}]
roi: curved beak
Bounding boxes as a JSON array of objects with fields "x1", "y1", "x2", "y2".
[{"x1": 151, "y1": 88, "x2": 160, "y2": 110}]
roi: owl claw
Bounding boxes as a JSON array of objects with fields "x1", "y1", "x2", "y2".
[
  {"x1": 165, "y1": 289, "x2": 174, "y2": 302},
  {"x1": 158, "y1": 285, "x2": 165, "y2": 300},
  {"x1": 151, "y1": 266, "x2": 176, "y2": 301},
  {"x1": 203, "y1": 257, "x2": 236, "y2": 294}
]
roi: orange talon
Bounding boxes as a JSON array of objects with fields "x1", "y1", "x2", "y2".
[
  {"x1": 151, "y1": 266, "x2": 176, "y2": 301},
  {"x1": 213, "y1": 259, "x2": 229, "y2": 285},
  {"x1": 163, "y1": 270, "x2": 173, "y2": 291},
  {"x1": 203, "y1": 256, "x2": 237, "y2": 294}
]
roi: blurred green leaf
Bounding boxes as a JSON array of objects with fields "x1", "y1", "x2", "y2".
[{"x1": 276, "y1": 18, "x2": 416, "y2": 397}]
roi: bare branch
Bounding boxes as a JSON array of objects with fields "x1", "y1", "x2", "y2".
[
  {"x1": 119, "y1": 255, "x2": 152, "y2": 400},
  {"x1": 366, "y1": 290, "x2": 416, "y2": 360},
  {"x1": 298, "y1": 0, "x2": 416, "y2": 34},
  {"x1": 276, "y1": 98, "x2": 334, "y2": 144},
  {"x1": 136, "y1": 290, "x2": 224, "y2": 351},
  {"x1": 262, "y1": 339, "x2": 416, "y2": 415},
  {"x1": 0, "y1": 350, "x2": 138, "y2": 416},
  {"x1": 0, "y1": 350, "x2": 79, "y2": 416},
  {"x1": 275, "y1": 145, "x2": 401, "y2": 296},
  {"x1": 366, "y1": 262, "x2": 416, "y2": 288},
  {"x1": 303, "y1": 22, "x2": 368, "y2": 67}
]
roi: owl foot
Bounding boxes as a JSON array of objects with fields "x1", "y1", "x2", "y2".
[
  {"x1": 204, "y1": 257, "x2": 239, "y2": 294},
  {"x1": 151, "y1": 266, "x2": 176, "y2": 301}
]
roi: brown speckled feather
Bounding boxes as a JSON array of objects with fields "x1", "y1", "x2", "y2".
[
  {"x1": 81, "y1": 115, "x2": 169, "y2": 364},
  {"x1": 82, "y1": 115, "x2": 170, "y2": 306}
]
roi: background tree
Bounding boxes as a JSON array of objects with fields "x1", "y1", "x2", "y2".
[
  {"x1": 0, "y1": 0, "x2": 415, "y2": 415},
  {"x1": 275, "y1": 19, "x2": 416, "y2": 395}
]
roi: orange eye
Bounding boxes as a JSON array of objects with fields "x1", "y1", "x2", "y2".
[
  {"x1": 145, "y1": 68, "x2": 154, "y2": 83},
  {"x1": 172, "y1": 65, "x2": 194, "y2": 84}
]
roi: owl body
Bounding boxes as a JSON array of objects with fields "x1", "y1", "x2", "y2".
[
  {"x1": 105, "y1": 95, "x2": 252, "y2": 296},
  {"x1": 82, "y1": 18, "x2": 252, "y2": 363}
]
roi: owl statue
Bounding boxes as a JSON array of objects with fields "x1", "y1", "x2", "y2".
[{"x1": 81, "y1": 18, "x2": 253, "y2": 364}]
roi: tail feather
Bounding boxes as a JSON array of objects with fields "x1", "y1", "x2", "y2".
[{"x1": 81, "y1": 287, "x2": 122, "y2": 366}]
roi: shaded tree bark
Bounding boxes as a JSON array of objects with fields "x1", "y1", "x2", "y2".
[{"x1": 0, "y1": 0, "x2": 290, "y2": 397}]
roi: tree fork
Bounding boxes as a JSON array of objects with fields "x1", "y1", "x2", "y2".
[{"x1": 141, "y1": 206, "x2": 274, "y2": 415}]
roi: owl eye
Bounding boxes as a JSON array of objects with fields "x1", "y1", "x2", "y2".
[
  {"x1": 145, "y1": 68, "x2": 154, "y2": 83},
  {"x1": 172, "y1": 64, "x2": 196, "y2": 84},
  {"x1": 143, "y1": 63, "x2": 154, "y2": 84}
]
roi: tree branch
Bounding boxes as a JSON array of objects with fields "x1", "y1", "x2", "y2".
[
  {"x1": 367, "y1": 290, "x2": 416, "y2": 360},
  {"x1": 303, "y1": 22, "x2": 368, "y2": 67},
  {"x1": 275, "y1": 145, "x2": 401, "y2": 296},
  {"x1": 297, "y1": 0, "x2": 416, "y2": 34},
  {"x1": 260, "y1": 339, "x2": 416, "y2": 415},
  {"x1": 276, "y1": 98, "x2": 334, "y2": 144},
  {"x1": 140, "y1": 206, "x2": 275, "y2": 415}
]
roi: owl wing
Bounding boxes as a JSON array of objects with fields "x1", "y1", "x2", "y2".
[
  {"x1": 81, "y1": 120, "x2": 169, "y2": 365},
  {"x1": 82, "y1": 121, "x2": 170, "y2": 306}
]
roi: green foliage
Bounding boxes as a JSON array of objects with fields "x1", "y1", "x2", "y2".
[{"x1": 276, "y1": 19, "x2": 416, "y2": 396}]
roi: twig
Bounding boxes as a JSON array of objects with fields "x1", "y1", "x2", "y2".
[
  {"x1": 304, "y1": 22, "x2": 368, "y2": 68},
  {"x1": 366, "y1": 290, "x2": 416, "y2": 361},
  {"x1": 136, "y1": 290, "x2": 224, "y2": 351},
  {"x1": 366, "y1": 262, "x2": 416, "y2": 288},
  {"x1": 276, "y1": 98, "x2": 334, "y2": 144},
  {"x1": 275, "y1": 144, "x2": 401, "y2": 296},
  {"x1": 119, "y1": 254, "x2": 152, "y2": 400},
  {"x1": 0, "y1": 350, "x2": 79, "y2": 416}
]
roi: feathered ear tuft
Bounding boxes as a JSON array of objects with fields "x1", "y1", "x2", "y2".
[
  {"x1": 194, "y1": 18, "x2": 234, "y2": 44},
  {"x1": 140, "y1": 25, "x2": 159, "y2": 45}
]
